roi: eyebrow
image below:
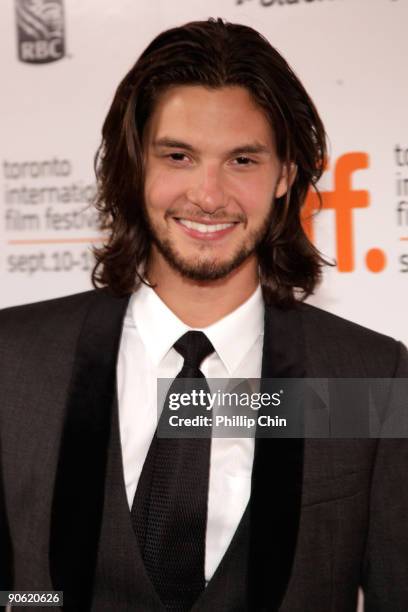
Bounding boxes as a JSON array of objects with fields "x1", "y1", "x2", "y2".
[{"x1": 152, "y1": 138, "x2": 271, "y2": 157}]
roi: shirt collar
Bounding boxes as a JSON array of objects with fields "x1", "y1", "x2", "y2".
[
  {"x1": 130, "y1": 282, "x2": 264, "y2": 375},
  {"x1": 199, "y1": 285, "x2": 264, "y2": 375}
]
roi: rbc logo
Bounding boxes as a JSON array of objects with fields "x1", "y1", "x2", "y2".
[
  {"x1": 303, "y1": 153, "x2": 386, "y2": 273},
  {"x1": 15, "y1": 0, "x2": 65, "y2": 64}
]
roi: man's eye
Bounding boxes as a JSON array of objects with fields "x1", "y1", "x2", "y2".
[
  {"x1": 234, "y1": 156, "x2": 255, "y2": 166},
  {"x1": 168, "y1": 153, "x2": 187, "y2": 162}
]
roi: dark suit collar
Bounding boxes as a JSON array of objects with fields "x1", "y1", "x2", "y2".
[
  {"x1": 49, "y1": 291, "x2": 305, "y2": 611},
  {"x1": 248, "y1": 302, "x2": 305, "y2": 611},
  {"x1": 49, "y1": 289, "x2": 130, "y2": 611}
]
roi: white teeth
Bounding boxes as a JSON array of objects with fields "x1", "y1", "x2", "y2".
[{"x1": 178, "y1": 219, "x2": 235, "y2": 233}]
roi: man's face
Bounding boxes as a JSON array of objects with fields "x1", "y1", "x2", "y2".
[{"x1": 143, "y1": 85, "x2": 291, "y2": 281}]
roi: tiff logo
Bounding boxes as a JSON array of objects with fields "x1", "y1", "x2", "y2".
[
  {"x1": 303, "y1": 153, "x2": 386, "y2": 273},
  {"x1": 15, "y1": 0, "x2": 65, "y2": 64}
]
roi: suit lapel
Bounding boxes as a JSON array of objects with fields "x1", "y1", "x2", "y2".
[
  {"x1": 248, "y1": 303, "x2": 305, "y2": 611},
  {"x1": 49, "y1": 290, "x2": 130, "y2": 611}
]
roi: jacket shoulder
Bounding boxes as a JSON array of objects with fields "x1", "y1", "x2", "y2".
[
  {"x1": 298, "y1": 301, "x2": 396, "y2": 344},
  {"x1": 297, "y1": 302, "x2": 407, "y2": 377},
  {"x1": 0, "y1": 289, "x2": 97, "y2": 329},
  {"x1": 0, "y1": 290, "x2": 116, "y2": 357}
]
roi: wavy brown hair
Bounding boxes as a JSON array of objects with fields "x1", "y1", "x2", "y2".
[{"x1": 92, "y1": 18, "x2": 329, "y2": 306}]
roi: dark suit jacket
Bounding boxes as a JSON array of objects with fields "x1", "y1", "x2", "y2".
[{"x1": 0, "y1": 289, "x2": 407, "y2": 611}]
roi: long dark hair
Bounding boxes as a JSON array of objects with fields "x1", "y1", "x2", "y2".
[{"x1": 92, "y1": 18, "x2": 328, "y2": 306}]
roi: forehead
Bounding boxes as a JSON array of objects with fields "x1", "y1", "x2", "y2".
[{"x1": 145, "y1": 85, "x2": 275, "y2": 148}]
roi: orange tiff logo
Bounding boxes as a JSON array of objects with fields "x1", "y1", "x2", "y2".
[{"x1": 302, "y1": 152, "x2": 386, "y2": 272}]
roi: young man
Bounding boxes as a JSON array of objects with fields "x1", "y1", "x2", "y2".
[{"x1": 1, "y1": 18, "x2": 407, "y2": 612}]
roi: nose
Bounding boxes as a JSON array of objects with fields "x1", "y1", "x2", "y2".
[{"x1": 186, "y1": 165, "x2": 226, "y2": 214}]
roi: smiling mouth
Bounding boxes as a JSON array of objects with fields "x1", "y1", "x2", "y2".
[{"x1": 177, "y1": 218, "x2": 236, "y2": 233}]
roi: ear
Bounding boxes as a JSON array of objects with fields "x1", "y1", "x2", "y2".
[{"x1": 275, "y1": 162, "x2": 297, "y2": 199}]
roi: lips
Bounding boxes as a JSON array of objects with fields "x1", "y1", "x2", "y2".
[
  {"x1": 179, "y1": 219, "x2": 235, "y2": 233},
  {"x1": 174, "y1": 217, "x2": 238, "y2": 240}
]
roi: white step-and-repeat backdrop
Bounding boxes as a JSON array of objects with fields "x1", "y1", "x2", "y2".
[{"x1": 1, "y1": 0, "x2": 407, "y2": 352}]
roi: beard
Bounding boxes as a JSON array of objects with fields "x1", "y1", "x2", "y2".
[{"x1": 145, "y1": 205, "x2": 274, "y2": 282}]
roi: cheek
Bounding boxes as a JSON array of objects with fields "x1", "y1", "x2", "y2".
[
  {"x1": 232, "y1": 175, "x2": 275, "y2": 218},
  {"x1": 145, "y1": 170, "x2": 185, "y2": 215}
]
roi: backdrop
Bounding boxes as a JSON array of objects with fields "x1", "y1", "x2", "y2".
[{"x1": 1, "y1": 0, "x2": 407, "y2": 347}]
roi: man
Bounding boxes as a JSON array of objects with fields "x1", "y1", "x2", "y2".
[{"x1": 0, "y1": 18, "x2": 407, "y2": 612}]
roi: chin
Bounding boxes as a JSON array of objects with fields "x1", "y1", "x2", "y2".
[{"x1": 163, "y1": 249, "x2": 254, "y2": 283}]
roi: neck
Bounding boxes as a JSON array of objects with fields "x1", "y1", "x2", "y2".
[{"x1": 146, "y1": 256, "x2": 259, "y2": 327}]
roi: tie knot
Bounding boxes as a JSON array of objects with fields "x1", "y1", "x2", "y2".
[{"x1": 173, "y1": 331, "x2": 214, "y2": 370}]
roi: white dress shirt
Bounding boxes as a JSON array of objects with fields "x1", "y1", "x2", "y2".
[{"x1": 116, "y1": 282, "x2": 264, "y2": 581}]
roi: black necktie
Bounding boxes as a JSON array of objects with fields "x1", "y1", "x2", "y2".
[{"x1": 132, "y1": 331, "x2": 215, "y2": 612}]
